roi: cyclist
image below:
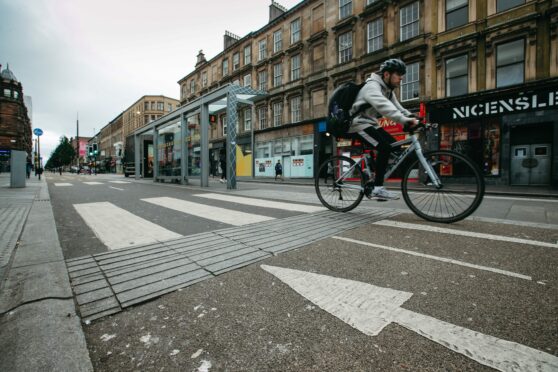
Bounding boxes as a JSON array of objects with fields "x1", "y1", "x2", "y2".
[{"x1": 349, "y1": 58, "x2": 420, "y2": 200}]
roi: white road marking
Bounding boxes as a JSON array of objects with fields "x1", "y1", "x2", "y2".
[
  {"x1": 142, "y1": 197, "x2": 274, "y2": 226},
  {"x1": 54, "y1": 183, "x2": 73, "y2": 186},
  {"x1": 109, "y1": 181, "x2": 131, "y2": 184},
  {"x1": 83, "y1": 182, "x2": 104, "y2": 185},
  {"x1": 109, "y1": 186, "x2": 124, "y2": 191},
  {"x1": 468, "y1": 216, "x2": 558, "y2": 230},
  {"x1": 484, "y1": 195, "x2": 558, "y2": 203},
  {"x1": 74, "y1": 202, "x2": 182, "y2": 249},
  {"x1": 332, "y1": 236, "x2": 531, "y2": 280},
  {"x1": 261, "y1": 265, "x2": 558, "y2": 372},
  {"x1": 194, "y1": 193, "x2": 324, "y2": 213},
  {"x1": 375, "y1": 220, "x2": 558, "y2": 249}
]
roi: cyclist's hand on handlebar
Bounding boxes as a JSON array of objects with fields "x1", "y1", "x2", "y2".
[{"x1": 404, "y1": 117, "x2": 421, "y2": 132}]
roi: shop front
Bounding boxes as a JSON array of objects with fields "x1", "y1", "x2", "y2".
[
  {"x1": 254, "y1": 123, "x2": 314, "y2": 178},
  {"x1": 428, "y1": 79, "x2": 558, "y2": 186}
]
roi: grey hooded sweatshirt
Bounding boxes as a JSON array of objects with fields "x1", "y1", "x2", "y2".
[{"x1": 348, "y1": 73, "x2": 412, "y2": 133}]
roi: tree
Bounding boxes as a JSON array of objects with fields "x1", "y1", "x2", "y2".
[{"x1": 45, "y1": 136, "x2": 76, "y2": 169}]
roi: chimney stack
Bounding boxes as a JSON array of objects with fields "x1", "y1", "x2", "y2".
[
  {"x1": 269, "y1": 0, "x2": 287, "y2": 23},
  {"x1": 224, "y1": 31, "x2": 241, "y2": 50}
]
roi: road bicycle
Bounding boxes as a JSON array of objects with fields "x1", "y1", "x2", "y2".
[{"x1": 315, "y1": 123, "x2": 485, "y2": 223}]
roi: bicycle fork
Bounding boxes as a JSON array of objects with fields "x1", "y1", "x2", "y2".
[{"x1": 413, "y1": 138, "x2": 442, "y2": 188}]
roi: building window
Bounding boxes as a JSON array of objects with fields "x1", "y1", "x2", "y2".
[
  {"x1": 258, "y1": 106, "x2": 267, "y2": 129},
  {"x1": 151, "y1": 102, "x2": 156, "y2": 110},
  {"x1": 497, "y1": 0, "x2": 524, "y2": 12},
  {"x1": 190, "y1": 80, "x2": 195, "y2": 94},
  {"x1": 258, "y1": 39, "x2": 267, "y2": 61},
  {"x1": 400, "y1": 2, "x2": 419, "y2": 41},
  {"x1": 273, "y1": 63, "x2": 283, "y2": 87},
  {"x1": 258, "y1": 70, "x2": 268, "y2": 91},
  {"x1": 496, "y1": 39, "x2": 524, "y2": 88},
  {"x1": 244, "y1": 108, "x2": 252, "y2": 131},
  {"x1": 233, "y1": 53, "x2": 240, "y2": 71},
  {"x1": 3, "y1": 89, "x2": 10, "y2": 98},
  {"x1": 243, "y1": 74, "x2": 252, "y2": 88},
  {"x1": 291, "y1": 18, "x2": 301, "y2": 44},
  {"x1": 221, "y1": 115, "x2": 227, "y2": 136},
  {"x1": 143, "y1": 102, "x2": 149, "y2": 111},
  {"x1": 338, "y1": 32, "x2": 353, "y2": 64},
  {"x1": 367, "y1": 18, "x2": 383, "y2": 53},
  {"x1": 446, "y1": 0, "x2": 468, "y2": 30},
  {"x1": 273, "y1": 30, "x2": 282, "y2": 53},
  {"x1": 244, "y1": 45, "x2": 251, "y2": 65},
  {"x1": 291, "y1": 54, "x2": 301, "y2": 81},
  {"x1": 232, "y1": 79, "x2": 240, "y2": 86},
  {"x1": 339, "y1": 0, "x2": 352, "y2": 19},
  {"x1": 290, "y1": 96, "x2": 301, "y2": 123},
  {"x1": 446, "y1": 54, "x2": 468, "y2": 97},
  {"x1": 273, "y1": 102, "x2": 283, "y2": 126},
  {"x1": 157, "y1": 102, "x2": 164, "y2": 110},
  {"x1": 168, "y1": 103, "x2": 173, "y2": 112},
  {"x1": 400, "y1": 62, "x2": 419, "y2": 101},
  {"x1": 222, "y1": 59, "x2": 229, "y2": 76},
  {"x1": 202, "y1": 71, "x2": 208, "y2": 87}
]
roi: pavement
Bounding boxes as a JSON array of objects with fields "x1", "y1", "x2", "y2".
[{"x1": 0, "y1": 171, "x2": 556, "y2": 371}]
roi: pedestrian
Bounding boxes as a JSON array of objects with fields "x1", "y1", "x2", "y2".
[
  {"x1": 37, "y1": 166, "x2": 43, "y2": 180},
  {"x1": 59, "y1": 167, "x2": 62, "y2": 175},
  {"x1": 219, "y1": 150, "x2": 226, "y2": 184},
  {"x1": 26, "y1": 162, "x2": 32, "y2": 179},
  {"x1": 275, "y1": 159, "x2": 283, "y2": 181}
]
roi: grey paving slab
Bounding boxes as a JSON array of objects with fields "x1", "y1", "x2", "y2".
[
  {"x1": 67, "y1": 261, "x2": 98, "y2": 273},
  {"x1": 79, "y1": 296, "x2": 121, "y2": 319},
  {"x1": 195, "y1": 247, "x2": 259, "y2": 267},
  {"x1": 75, "y1": 286, "x2": 115, "y2": 306},
  {"x1": 101, "y1": 253, "x2": 189, "y2": 278},
  {"x1": 93, "y1": 243, "x2": 167, "y2": 262},
  {"x1": 69, "y1": 266, "x2": 103, "y2": 279},
  {"x1": 110, "y1": 263, "x2": 204, "y2": 293},
  {"x1": 72, "y1": 278, "x2": 110, "y2": 296},
  {"x1": 187, "y1": 244, "x2": 250, "y2": 263},
  {"x1": 107, "y1": 258, "x2": 197, "y2": 285},
  {"x1": 117, "y1": 269, "x2": 212, "y2": 307},
  {"x1": 206, "y1": 250, "x2": 271, "y2": 275},
  {"x1": 0, "y1": 299, "x2": 93, "y2": 372},
  {"x1": 99, "y1": 249, "x2": 182, "y2": 272},
  {"x1": 69, "y1": 273, "x2": 105, "y2": 286}
]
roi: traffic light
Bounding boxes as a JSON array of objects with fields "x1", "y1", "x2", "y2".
[
  {"x1": 88, "y1": 145, "x2": 93, "y2": 157},
  {"x1": 92, "y1": 143, "x2": 98, "y2": 155}
]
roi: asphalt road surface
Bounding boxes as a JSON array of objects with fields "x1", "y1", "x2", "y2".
[{"x1": 47, "y1": 173, "x2": 558, "y2": 371}]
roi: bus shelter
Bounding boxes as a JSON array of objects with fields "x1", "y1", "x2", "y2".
[{"x1": 132, "y1": 84, "x2": 266, "y2": 189}]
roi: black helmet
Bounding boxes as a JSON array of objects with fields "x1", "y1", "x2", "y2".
[{"x1": 380, "y1": 58, "x2": 407, "y2": 75}]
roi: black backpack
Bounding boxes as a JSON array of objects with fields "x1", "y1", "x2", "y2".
[{"x1": 326, "y1": 82, "x2": 367, "y2": 137}]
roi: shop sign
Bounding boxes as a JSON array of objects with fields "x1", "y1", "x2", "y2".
[{"x1": 432, "y1": 87, "x2": 558, "y2": 121}]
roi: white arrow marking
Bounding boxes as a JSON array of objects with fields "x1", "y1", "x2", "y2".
[{"x1": 261, "y1": 265, "x2": 558, "y2": 372}]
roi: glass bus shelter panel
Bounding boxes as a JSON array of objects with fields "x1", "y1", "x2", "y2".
[
  {"x1": 157, "y1": 120, "x2": 182, "y2": 177},
  {"x1": 187, "y1": 113, "x2": 201, "y2": 177}
]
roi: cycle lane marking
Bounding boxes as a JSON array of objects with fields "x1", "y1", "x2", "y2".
[
  {"x1": 261, "y1": 265, "x2": 558, "y2": 372},
  {"x1": 374, "y1": 220, "x2": 558, "y2": 248},
  {"x1": 332, "y1": 236, "x2": 531, "y2": 281},
  {"x1": 109, "y1": 186, "x2": 125, "y2": 191}
]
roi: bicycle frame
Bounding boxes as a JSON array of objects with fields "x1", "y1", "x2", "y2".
[{"x1": 335, "y1": 132, "x2": 442, "y2": 191}]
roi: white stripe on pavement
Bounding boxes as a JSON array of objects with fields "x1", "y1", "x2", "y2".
[
  {"x1": 142, "y1": 197, "x2": 275, "y2": 226},
  {"x1": 194, "y1": 193, "x2": 324, "y2": 213},
  {"x1": 109, "y1": 181, "x2": 131, "y2": 184},
  {"x1": 109, "y1": 186, "x2": 124, "y2": 191},
  {"x1": 54, "y1": 183, "x2": 73, "y2": 186},
  {"x1": 74, "y1": 202, "x2": 182, "y2": 250},
  {"x1": 375, "y1": 220, "x2": 558, "y2": 249},
  {"x1": 83, "y1": 182, "x2": 104, "y2": 185},
  {"x1": 332, "y1": 236, "x2": 532, "y2": 280}
]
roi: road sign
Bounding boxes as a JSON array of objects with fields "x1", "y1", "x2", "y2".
[
  {"x1": 33, "y1": 128, "x2": 43, "y2": 136},
  {"x1": 261, "y1": 265, "x2": 558, "y2": 372}
]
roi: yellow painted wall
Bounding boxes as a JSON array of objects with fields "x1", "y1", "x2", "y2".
[{"x1": 236, "y1": 145, "x2": 252, "y2": 176}]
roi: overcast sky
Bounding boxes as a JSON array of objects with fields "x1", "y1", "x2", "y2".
[{"x1": 0, "y1": 0, "x2": 301, "y2": 161}]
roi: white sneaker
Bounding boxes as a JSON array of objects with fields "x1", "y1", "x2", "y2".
[
  {"x1": 372, "y1": 187, "x2": 400, "y2": 200},
  {"x1": 219, "y1": 179, "x2": 225, "y2": 183}
]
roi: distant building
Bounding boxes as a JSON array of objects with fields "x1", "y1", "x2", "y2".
[
  {"x1": 0, "y1": 63, "x2": 32, "y2": 171},
  {"x1": 70, "y1": 136, "x2": 91, "y2": 166}
]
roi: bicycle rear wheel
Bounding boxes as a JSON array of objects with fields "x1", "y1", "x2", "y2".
[
  {"x1": 401, "y1": 150, "x2": 485, "y2": 223},
  {"x1": 315, "y1": 156, "x2": 364, "y2": 212}
]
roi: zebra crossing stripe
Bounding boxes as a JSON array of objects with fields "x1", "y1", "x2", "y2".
[
  {"x1": 142, "y1": 197, "x2": 275, "y2": 226},
  {"x1": 54, "y1": 183, "x2": 73, "y2": 186},
  {"x1": 194, "y1": 193, "x2": 324, "y2": 213},
  {"x1": 83, "y1": 182, "x2": 104, "y2": 185},
  {"x1": 74, "y1": 202, "x2": 182, "y2": 250},
  {"x1": 109, "y1": 181, "x2": 131, "y2": 184}
]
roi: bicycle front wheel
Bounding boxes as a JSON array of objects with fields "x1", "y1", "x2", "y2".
[
  {"x1": 315, "y1": 156, "x2": 364, "y2": 212},
  {"x1": 401, "y1": 150, "x2": 485, "y2": 223}
]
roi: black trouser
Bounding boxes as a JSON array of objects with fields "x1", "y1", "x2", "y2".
[{"x1": 356, "y1": 126, "x2": 395, "y2": 186}]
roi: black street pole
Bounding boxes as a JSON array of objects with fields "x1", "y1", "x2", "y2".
[{"x1": 76, "y1": 113, "x2": 79, "y2": 167}]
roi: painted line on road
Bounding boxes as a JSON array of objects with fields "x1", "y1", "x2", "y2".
[
  {"x1": 194, "y1": 193, "x2": 324, "y2": 213},
  {"x1": 484, "y1": 195, "x2": 558, "y2": 203},
  {"x1": 74, "y1": 202, "x2": 182, "y2": 250},
  {"x1": 332, "y1": 236, "x2": 532, "y2": 281},
  {"x1": 468, "y1": 216, "x2": 558, "y2": 230},
  {"x1": 142, "y1": 197, "x2": 275, "y2": 226},
  {"x1": 374, "y1": 220, "x2": 558, "y2": 249},
  {"x1": 83, "y1": 182, "x2": 104, "y2": 185},
  {"x1": 109, "y1": 181, "x2": 131, "y2": 184},
  {"x1": 109, "y1": 186, "x2": 125, "y2": 191},
  {"x1": 54, "y1": 183, "x2": 73, "y2": 187}
]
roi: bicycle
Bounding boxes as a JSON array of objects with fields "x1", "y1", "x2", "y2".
[{"x1": 315, "y1": 123, "x2": 485, "y2": 223}]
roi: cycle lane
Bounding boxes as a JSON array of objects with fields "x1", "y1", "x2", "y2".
[{"x1": 83, "y1": 216, "x2": 558, "y2": 371}]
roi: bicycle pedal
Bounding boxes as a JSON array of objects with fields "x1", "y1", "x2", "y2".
[{"x1": 375, "y1": 198, "x2": 388, "y2": 202}]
